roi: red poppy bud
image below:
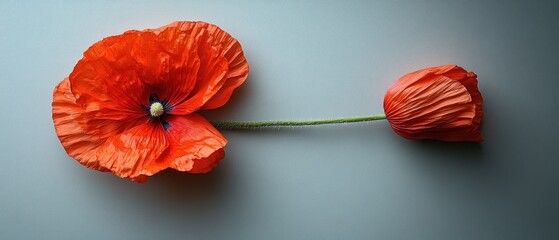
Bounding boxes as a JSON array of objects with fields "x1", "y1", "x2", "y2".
[{"x1": 383, "y1": 65, "x2": 483, "y2": 142}]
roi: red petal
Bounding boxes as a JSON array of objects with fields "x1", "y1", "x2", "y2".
[
  {"x1": 72, "y1": 32, "x2": 153, "y2": 108},
  {"x1": 169, "y1": 32, "x2": 229, "y2": 114},
  {"x1": 384, "y1": 65, "x2": 483, "y2": 142},
  {"x1": 198, "y1": 23, "x2": 250, "y2": 109},
  {"x1": 68, "y1": 32, "x2": 153, "y2": 139},
  {"x1": 454, "y1": 71, "x2": 483, "y2": 128},
  {"x1": 386, "y1": 65, "x2": 457, "y2": 96},
  {"x1": 95, "y1": 121, "x2": 170, "y2": 179},
  {"x1": 52, "y1": 78, "x2": 108, "y2": 171},
  {"x1": 127, "y1": 114, "x2": 227, "y2": 181},
  {"x1": 439, "y1": 66, "x2": 483, "y2": 136},
  {"x1": 132, "y1": 25, "x2": 202, "y2": 106},
  {"x1": 386, "y1": 76, "x2": 476, "y2": 130},
  {"x1": 150, "y1": 21, "x2": 249, "y2": 113},
  {"x1": 163, "y1": 114, "x2": 227, "y2": 172}
]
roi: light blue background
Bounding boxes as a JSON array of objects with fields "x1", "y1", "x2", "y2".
[{"x1": 1, "y1": 1, "x2": 559, "y2": 239}]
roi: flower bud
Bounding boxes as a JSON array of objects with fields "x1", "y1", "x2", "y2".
[{"x1": 384, "y1": 65, "x2": 483, "y2": 142}]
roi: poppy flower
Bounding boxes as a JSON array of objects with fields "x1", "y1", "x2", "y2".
[
  {"x1": 52, "y1": 21, "x2": 249, "y2": 182},
  {"x1": 383, "y1": 65, "x2": 483, "y2": 142}
]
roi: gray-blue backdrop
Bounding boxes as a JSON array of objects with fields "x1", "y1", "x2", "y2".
[{"x1": 1, "y1": 1, "x2": 558, "y2": 239}]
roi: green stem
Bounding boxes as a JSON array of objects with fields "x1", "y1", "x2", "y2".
[{"x1": 211, "y1": 114, "x2": 387, "y2": 130}]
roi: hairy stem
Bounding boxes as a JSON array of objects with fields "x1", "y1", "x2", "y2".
[{"x1": 211, "y1": 114, "x2": 387, "y2": 130}]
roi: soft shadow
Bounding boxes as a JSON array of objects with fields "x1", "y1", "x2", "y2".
[
  {"x1": 86, "y1": 164, "x2": 233, "y2": 215},
  {"x1": 403, "y1": 139, "x2": 488, "y2": 168},
  {"x1": 395, "y1": 137, "x2": 505, "y2": 199},
  {"x1": 146, "y1": 168, "x2": 228, "y2": 197}
]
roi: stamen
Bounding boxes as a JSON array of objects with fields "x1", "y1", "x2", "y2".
[{"x1": 150, "y1": 102, "x2": 164, "y2": 117}]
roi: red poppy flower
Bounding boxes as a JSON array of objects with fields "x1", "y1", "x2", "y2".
[
  {"x1": 383, "y1": 65, "x2": 483, "y2": 142},
  {"x1": 52, "y1": 21, "x2": 249, "y2": 182}
]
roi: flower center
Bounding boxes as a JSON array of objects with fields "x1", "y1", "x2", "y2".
[{"x1": 150, "y1": 102, "x2": 165, "y2": 117}]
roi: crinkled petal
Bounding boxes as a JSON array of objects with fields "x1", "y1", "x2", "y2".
[
  {"x1": 69, "y1": 21, "x2": 248, "y2": 117},
  {"x1": 150, "y1": 21, "x2": 249, "y2": 113},
  {"x1": 386, "y1": 65, "x2": 457, "y2": 95},
  {"x1": 52, "y1": 78, "x2": 108, "y2": 171},
  {"x1": 95, "y1": 121, "x2": 170, "y2": 180},
  {"x1": 453, "y1": 71, "x2": 483, "y2": 128},
  {"x1": 72, "y1": 32, "x2": 153, "y2": 107},
  {"x1": 163, "y1": 114, "x2": 227, "y2": 172},
  {"x1": 386, "y1": 76, "x2": 476, "y2": 131},
  {"x1": 384, "y1": 65, "x2": 483, "y2": 142},
  {"x1": 68, "y1": 32, "x2": 154, "y2": 140},
  {"x1": 438, "y1": 66, "x2": 483, "y2": 137},
  {"x1": 168, "y1": 32, "x2": 229, "y2": 114},
  {"x1": 123, "y1": 114, "x2": 227, "y2": 181},
  {"x1": 196, "y1": 23, "x2": 250, "y2": 109},
  {"x1": 131, "y1": 26, "x2": 202, "y2": 107}
]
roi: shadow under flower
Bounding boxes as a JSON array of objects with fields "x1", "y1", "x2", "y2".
[
  {"x1": 397, "y1": 139, "x2": 496, "y2": 184},
  {"x1": 407, "y1": 140, "x2": 485, "y2": 164},
  {"x1": 147, "y1": 168, "x2": 227, "y2": 194},
  {"x1": 85, "y1": 163, "x2": 234, "y2": 218}
]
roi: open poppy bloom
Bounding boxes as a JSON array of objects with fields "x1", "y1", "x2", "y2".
[
  {"x1": 52, "y1": 21, "x2": 249, "y2": 182},
  {"x1": 383, "y1": 65, "x2": 483, "y2": 142}
]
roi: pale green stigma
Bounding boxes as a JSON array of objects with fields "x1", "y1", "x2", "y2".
[{"x1": 150, "y1": 102, "x2": 164, "y2": 117}]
